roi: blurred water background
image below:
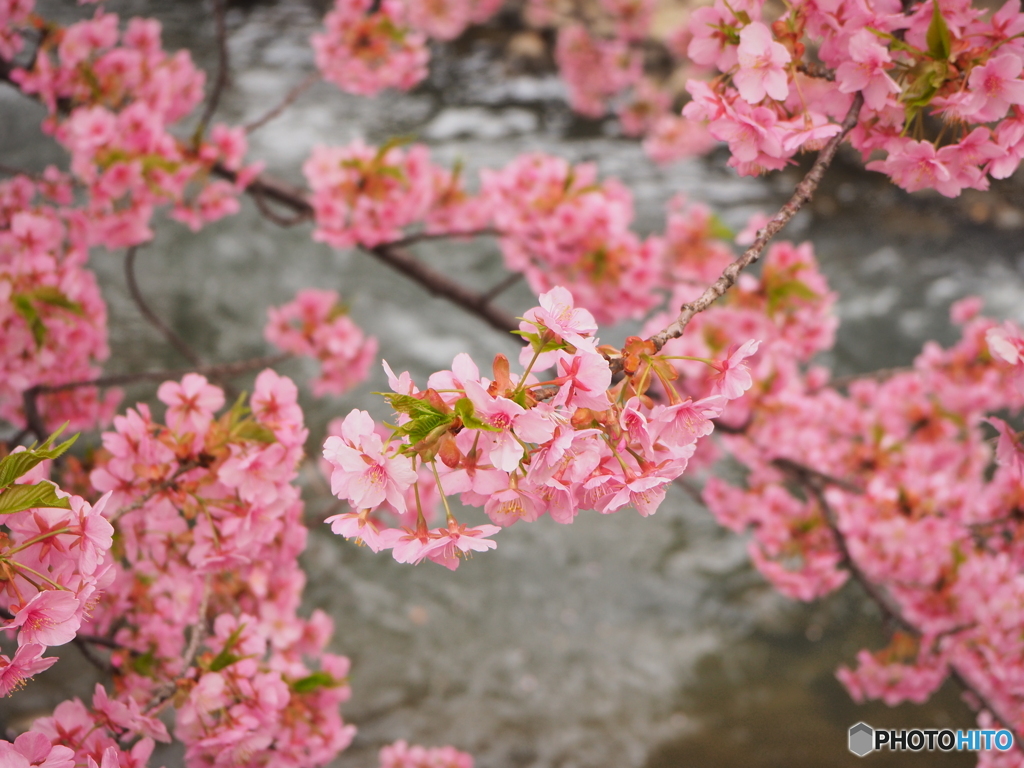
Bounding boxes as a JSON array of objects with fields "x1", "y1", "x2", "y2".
[{"x1": 6, "y1": 1, "x2": 1024, "y2": 766}]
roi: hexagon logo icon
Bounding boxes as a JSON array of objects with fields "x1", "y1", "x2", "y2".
[{"x1": 849, "y1": 722, "x2": 874, "y2": 757}]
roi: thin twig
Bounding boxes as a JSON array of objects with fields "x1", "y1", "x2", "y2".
[
  {"x1": 181, "y1": 575, "x2": 211, "y2": 669},
  {"x1": 386, "y1": 228, "x2": 502, "y2": 249},
  {"x1": 244, "y1": 72, "x2": 319, "y2": 134},
  {"x1": 795, "y1": 63, "x2": 836, "y2": 81},
  {"x1": 250, "y1": 185, "x2": 312, "y2": 227},
  {"x1": 644, "y1": 94, "x2": 864, "y2": 357},
  {"x1": 213, "y1": 163, "x2": 313, "y2": 214},
  {"x1": 827, "y1": 366, "x2": 914, "y2": 390},
  {"x1": 210, "y1": 163, "x2": 523, "y2": 335},
  {"x1": 672, "y1": 476, "x2": 704, "y2": 505},
  {"x1": 109, "y1": 459, "x2": 203, "y2": 525},
  {"x1": 366, "y1": 243, "x2": 519, "y2": 334},
  {"x1": 27, "y1": 352, "x2": 291, "y2": 395},
  {"x1": 195, "y1": 0, "x2": 229, "y2": 138},
  {"x1": 75, "y1": 632, "x2": 124, "y2": 650},
  {"x1": 20, "y1": 387, "x2": 47, "y2": 442},
  {"x1": 73, "y1": 636, "x2": 115, "y2": 675},
  {"x1": 480, "y1": 272, "x2": 523, "y2": 304},
  {"x1": 145, "y1": 574, "x2": 212, "y2": 714},
  {"x1": 125, "y1": 247, "x2": 203, "y2": 367},
  {"x1": 0, "y1": 164, "x2": 43, "y2": 180}
]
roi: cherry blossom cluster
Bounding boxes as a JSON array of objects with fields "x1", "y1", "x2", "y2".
[
  {"x1": 0, "y1": 0, "x2": 30, "y2": 61},
  {"x1": 304, "y1": 138, "x2": 501, "y2": 249},
  {"x1": 264, "y1": 288, "x2": 378, "y2": 397},
  {"x1": 482, "y1": 154, "x2": 664, "y2": 323},
  {"x1": 307, "y1": 0, "x2": 1024, "y2": 187},
  {"x1": 311, "y1": 0, "x2": 502, "y2": 96},
  {"x1": 0, "y1": 371, "x2": 355, "y2": 768},
  {"x1": 378, "y1": 740, "x2": 474, "y2": 768},
  {"x1": 0, "y1": 429, "x2": 113, "y2": 698},
  {"x1": 0, "y1": 172, "x2": 119, "y2": 432},
  {"x1": 696, "y1": 275, "x2": 1024, "y2": 745},
  {"x1": 312, "y1": 0, "x2": 429, "y2": 96},
  {"x1": 10, "y1": 8, "x2": 259, "y2": 246},
  {"x1": 303, "y1": 139, "x2": 753, "y2": 325},
  {"x1": 307, "y1": 0, "x2": 718, "y2": 163},
  {"x1": 322, "y1": 285, "x2": 760, "y2": 569},
  {"x1": 555, "y1": 24, "x2": 641, "y2": 118},
  {"x1": 299, "y1": 134, "x2": 786, "y2": 326},
  {"x1": 682, "y1": 0, "x2": 1024, "y2": 192}
]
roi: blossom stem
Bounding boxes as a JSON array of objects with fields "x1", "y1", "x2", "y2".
[
  {"x1": 516, "y1": 345, "x2": 545, "y2": 396},
  {"x1": 5, "y1": 528, "x2": 72, "y2": 557},
  {"x1": 9, "y1": 561, "x2": 68, "y2": 591},
  {"x1": 429, "y1": 460, "x2": 457, "y2": 525}
]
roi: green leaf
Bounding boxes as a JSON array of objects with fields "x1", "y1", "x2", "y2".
[
  {"x1": 12, "y1": 294, "x2": 46, "y2": 348},
  {"x1": 0, "y1": 426, "x2": 78, "y2": 489},
  {"x1": 384, "y1": 393, "x2": 444, "y2": 419},
  {"x1": 0, "y1": 481, "x2": 72, "y2": 515},
  {"x1": 290, "y1": 671, "x2": 340, "y2": 694},
  {"x1": 375, "y1": 165, "x2": 407, "y2": 184},
  {"x1": 400, "y1": 412, "x2": 455, "y2": 445},
  {"x1": 708, "y1": 214, "x2": 735, "y2": 242},
  {"x1": 514, "y1": 329, "x2": 568, "y2": 356},
  {"x1": 209, "y1": 623, "x2": 248, "y2": 672},
  {"x1": 766, "y1": 278, "x2": 818, "y2": 314},
  {"x1": 132, "y1": 649, "x2": 157, "y2": 677},
  {"x1": 225, "y1": 391, "x2": 250, "y2": 429},
  {"x1": 209, "y1": 651, "x2": 243, "y2": 672},
  {"x1": 926, "y1": 0, "x2": 952, "y2": 60},
  {"x1": 374, "y1": 135, "x2": 415, "y2": 163},
  {"x1": 30, "y1": 286, "x2": 84, "y2": 315},
  {"x1": 453, "y1": 398, "x2": 500, "y2": 432},
  {"x1": 866, "y1": 27, "x2": 925, "y2": 56},
  {"x1": 231, "y1": 421, "x2": 277, "y2": 444},
  {"x1": 510, "y1": 388, "x2": 530, "y2": 409}
]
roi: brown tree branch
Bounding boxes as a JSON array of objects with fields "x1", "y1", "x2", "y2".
[
  {"x1": 75, "y1": 632, "x2": 124, "y2": 650},
  {"x1": 27, "y1": 352, "x2": 291, "y2": 395},
  {"x1": 386, "y1": 228, "x2": 502, "y2": 248},
  {"x1": 481, "y1": 272, "x2": 523, "y2": 304},
  {"x1": 145, "y1": 575, "x2": 212, "y2": 714},
  {"x1": 644, "y1": 94, "x2": 864, "y2": 356},
  {"x1": 210, "y1": 164, "x2": 522, "y2": 334},
  {"x1": 244, "y1": 72, "x2": 319, "y2": 134},
  {"x1": 109, "y1": 458, "x2": 204, "y2": 525},
  {"x1": 73, "y1": 635, "x2": 115, "y2": 675},
  {"x1": 826, "y1": 366, "x2": 914, "y2": 390},
  {"x1": 250, "y1": 185, "x2": 312, "y2": 227},
  {"x1": 15, "y1": 352, "x2": 291, "y2": 443},
  {"x1": 195, "y1": 0, "x2": 229, "y2": 139},
  {"x1": 366, "y1": 243, "x2": 519, "y2": 334},
  {"x1": 774, "y1": 456, "x2": 1024, "y2": 751},
  {"x1": 125, "y1": 247, "x2": 203, "y2": 367}
]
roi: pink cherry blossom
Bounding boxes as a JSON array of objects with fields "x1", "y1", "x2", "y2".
[
  {"x1": 836, "y1": 30, "x2": 901, "y2": 111},
  {"x1": 968, "y1": 53, "x2": 1024, "y2": 122},
  {"x1": 156, "y1": 373, "x2": 225, "y2": 437},
  {"x1": 6, "y1": 591, "x2": 81, "y2": 647},
  {"x1": 708, "y1": 339, "x2": 761, "y2": 399},
  {"x1": 324, "y1": 410, "x2": 419, "y2": 511},
  {"x1": 734, "y1": 23, "x2": 791, "y2": 104},
  {"x1": 423, "y1": 521, "x2": 500, "y2": 570},
  {"x1": 0, "y1": 645, "x2": 59, "y2": 697}
]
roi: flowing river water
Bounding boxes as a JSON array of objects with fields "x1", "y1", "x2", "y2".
[{"x1": 5, "y1": 1, "x2": 1024, "y2": 766}]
